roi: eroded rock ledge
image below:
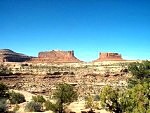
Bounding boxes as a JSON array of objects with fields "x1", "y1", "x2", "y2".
[
  {"x1": 94, "y1": 52, "x2": 124, "y2": 62},
  {"x1": 29, "y1": 50, "x2": 81, "y2": 63}
]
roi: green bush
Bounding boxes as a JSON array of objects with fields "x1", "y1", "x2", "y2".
[
  {"x1": 94, "y1": 95, "x2": 100, "y2": 101},
  {"x1": 0, "y1": 83, "x2": 9, "y2": 99},
  {"x1": 25, "y1": 101, "x2": 42, "y2": 112},
  {"x1": 9, "y1": 91, "x2": 26, "y2": 104},
  {"x1": 120, "y1": 81, "x2": 150, "y2": 113},
  {"x1": 53, "y1": 83, "x2": 78, "y2": 113},
  {"x1": 44, "y1": 100, "x2": 58, "y2": 112},
  {"x1": 100, "y1": 86, "x2": 122, "y2": 113},
  {"x1": 32, "y1": 95, "x2": 45, "y2": 103},
  {"x1": 128, "y1": 61, "x2": 150, "y2": 79},
  {"x1": 85, "y1": 95, "x2": 99, "y2": 109},
  {"x1": 0, "y1": 65, "x2": 12, "y2": 76},
  {"x1": 0, "y1": 98, "x2": 7, "y2": 113}
]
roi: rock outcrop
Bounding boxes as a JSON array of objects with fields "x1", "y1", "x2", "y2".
[
  {"x1": 29, "y1": 50, "x2": 81, "y2": 63},
  {"x1": 0, "y1": 49, "x2": 31, "y2": 62},
  {"x1": 94, "y1": 52, "x2": 124, "y2": 61}
]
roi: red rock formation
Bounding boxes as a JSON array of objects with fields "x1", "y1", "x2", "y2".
[
  {"x1": 0, "y1": 49, "x2": 31, "y2": 62},
  {"x1": 29, "y1": 50, "x2": 81, "y2": 63},
  {"x1": 94, "y1": 52, "x2": 124, "y2": 62}
]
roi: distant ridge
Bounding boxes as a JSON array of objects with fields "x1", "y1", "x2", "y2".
[
  {"x1": 0, "y1": 49, "x2": 133, "y2": 63},
  {"x1": 0, "y1": 49, "x2": 32, "y2": 62}
]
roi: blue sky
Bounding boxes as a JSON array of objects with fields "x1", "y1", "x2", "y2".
[{"x1": 0, "y1": 0, "x2": 150, "y2": 61}]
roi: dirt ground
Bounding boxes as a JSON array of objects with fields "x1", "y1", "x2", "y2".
[{"x1": 9, "y1": 90, "x2": 109, "y2": 113}]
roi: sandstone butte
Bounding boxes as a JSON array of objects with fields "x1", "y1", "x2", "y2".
[
  {"x1": 0, "y1": 49, "x2": 125, "y2": 63},
  {"x1": 94, "y1": 52, "x2": 124, "y2": 62},
  {"x1": 28, "y1": 50, "x2": 81, "y2": 63}
]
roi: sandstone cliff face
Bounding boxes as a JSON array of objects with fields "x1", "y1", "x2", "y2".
[
  {"x1": 0, "y1": 49, "x2": 31, "y2": 62},
  {"x1": 94, "y1": 52, "x2": 124, "y2": 62},
  {"x1": 29, "y1": 50, "x2": 81, "y2": 63}
]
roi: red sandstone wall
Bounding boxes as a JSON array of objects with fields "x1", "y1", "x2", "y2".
[
  {"x1": 94, "y1": 52, "x2": 124, "y2": 62},
  {"x1": 29, "y1": 50, "x2": 81, "y2": 63},
  {"x1": 38, "y1": 50, "x2": 74, "y2": 58}
]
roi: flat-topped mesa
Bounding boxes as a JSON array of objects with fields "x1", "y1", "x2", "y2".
[
  {"x1": 0, "y1": 49, "x2": 31, "y2": 62},
  {"x1": 30, "y1": 50, "x2": 81, "y2": 63},
  {"x1": 38, "y1": 50, "x2": 74, "y2": 58},
  {"x1": 94, "y1": 52, "x2": 124, "y2": 62}
]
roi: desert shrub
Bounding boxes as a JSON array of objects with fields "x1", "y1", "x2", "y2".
[
  {"x1": 99, "y1": 61, "x2": 150, "y2": 113},
  {"x1": 128, "y1": 61, "x2": 150, "y2": 88},
  {"x1": 100, "y1": 86, "x2": 122, "y2": 113},
  {"x1": 44, "y1": 100, "x2": 58, "y2": 112},
  {"x1": 120, "y1": 81, "x2": 150, "y2": 113},
  {"x1": 128, "y1": 60, "x2": 150, "y2": 79},
  {"x1": 94, "y1": 95, "x2": 100, "y2": 101},
  {"x1": 32, "y1": 95, "x2": 45, "y2": 103},
  {"x1": 0, "y1": 83, "x2": 9, "y2": 99},
  {"x1": 13, "y1": 104, "x2": 20, "y2": 112},
  {"x1": 9, "y1": 91, "x2": 26, "y2": 104},
  {"x1": 44, "y1": 83, "x2": 78, "y2": 113},
  {"x1": 0, "y1": 65, "x2": 12, "y2": 76},
  {"x1": 125, "y1": 61, "x2": 150, "y2": 113},
  {"x1": 53, "y1": 83, "x2": 78, "y2": 113},
  {"x1": 85, "y1": 95, "x2": 99, "y2": 109},
  {"x1": 0, "y1": 98, "x2": 7, "y2": 113},
  {"x1": 25, "y1": 101, "x2": 42, "y2": 112},
  {"x1": 84, "y1": 96, "x2": 88, "y2": 100}
]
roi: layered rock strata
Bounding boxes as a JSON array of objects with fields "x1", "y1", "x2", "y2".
[
  {"x1": 29, "y1": 50, "x2": 81, "y2": 63},
  {"x1": 94, "y1": 52, "x2": 124, "y2": 61}
]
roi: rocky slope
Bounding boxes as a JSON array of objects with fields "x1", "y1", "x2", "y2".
[
  {"x1": 0, "y1": 62, "x2": 129, "y2": 96},
  {"x1": 0, "y1": 49, "x2": 31, "y2": 62}
]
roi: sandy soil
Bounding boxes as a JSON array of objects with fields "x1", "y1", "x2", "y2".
[{"x1": 10, "y1": 90, "x2": 109, "y2": 113}]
